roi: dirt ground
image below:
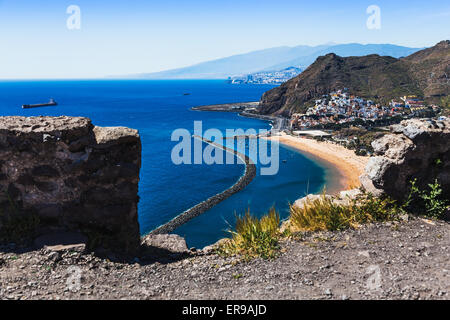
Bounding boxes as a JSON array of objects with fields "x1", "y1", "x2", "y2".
[{"x1": 0, "y1": 218, "x2": 448, "y2": 300}]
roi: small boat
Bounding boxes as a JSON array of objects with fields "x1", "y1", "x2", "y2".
[
  {"x1": 282, "y1": 160, "x2": 287, "y2": 163},
  {"x1": 22, "y1": 98, "x2": 58, "y2": 109},
  {"x1": 183, "y1": 93, "x2": 191, "y2": 96}
]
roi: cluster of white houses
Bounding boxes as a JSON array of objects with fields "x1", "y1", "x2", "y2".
[
  {"x1": 229, "y1": 67, "x2": 303, "y2": 85},
  {"x1": 290, "y1": 89, "x2": 438, "y2": 130}
]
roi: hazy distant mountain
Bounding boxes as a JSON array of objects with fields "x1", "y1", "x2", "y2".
[
  {"x1": 263, "y1": 43, "x2": 423, "y2": 71},
  {"x1": 122, "y1": 43, "x2": 423, "y2": 79}
]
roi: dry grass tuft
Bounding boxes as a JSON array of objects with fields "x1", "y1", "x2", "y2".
[
  {"x1": 289, "y1": 193, "x2": 398, "y2": 232},
  {"x1": 218, "y1": 208, "x2": 281, "y2": 260}
]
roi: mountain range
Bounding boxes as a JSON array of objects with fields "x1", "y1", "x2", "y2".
[
  {"x1": 120, "y1": 43, "x2": 423, "y2": 79},
  {"x1": 258, "y1": 41, "x2": 450, "y2": 117}
]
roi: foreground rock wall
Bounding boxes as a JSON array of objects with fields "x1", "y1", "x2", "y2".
[
  {"x1": 360, "y1": 118, "x2": 450, "y2": 200},
  {"x1": 0, "y1": 116, "x2": 141, "y2": 254}
]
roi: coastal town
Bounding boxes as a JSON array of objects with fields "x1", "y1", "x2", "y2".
[
  {"x1": 228, "y1": 67, "x2": 302, "y2": 85},
  {"x1": 193, "y1": 89, "x2": 445, "y2": 133},
  {"x1": 289, "y1": 89, "x2": 441, "y2": 130}
]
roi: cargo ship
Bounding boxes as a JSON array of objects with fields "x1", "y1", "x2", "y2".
[{"x1": 22, "y1": 98, "x2": 58, "y2": 109}]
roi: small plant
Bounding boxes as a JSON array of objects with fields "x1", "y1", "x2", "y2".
[
  {"x1": 289, "y1": 193, "x2": 399, "y2": 232},
  {"x1": 421, "y1": 180, "x2": 449, "y2": 219},
  {"x1": 218, "y1": 208, "x2": 281, "y2": 260},
  {"x1": 403, "y1": 179, "x2": 420, "y2": 210},
  {"x1": 404, "y1": 179, "x2": 449, "y2": 219}
]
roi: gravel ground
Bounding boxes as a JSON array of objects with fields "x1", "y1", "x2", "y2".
[{"x1": 0, "y1": 218, "x2": 448, "y2": 300}]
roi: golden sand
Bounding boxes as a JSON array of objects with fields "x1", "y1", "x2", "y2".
[{"x1": 265, "y1": 134, "x2": 369, "y2": 193}]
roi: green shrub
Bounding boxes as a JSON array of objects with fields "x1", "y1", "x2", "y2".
[
  {"x1": 405, "y1": 179, "x2": 449, "y2": 219},
  {"x1": 219, "y1": 208, "x2": 281, "y2": 260}
]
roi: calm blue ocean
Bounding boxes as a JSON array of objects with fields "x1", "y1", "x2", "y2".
[{"x1": 0, "y1": 80, "x2": 326, "y2": 248}]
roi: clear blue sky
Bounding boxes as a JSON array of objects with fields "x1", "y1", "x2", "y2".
[{"x1": 0, "y1": 0, "x2": 449, "y2": 79}]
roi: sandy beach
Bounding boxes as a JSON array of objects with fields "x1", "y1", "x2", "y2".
[{"x1": 265, "y1": 134, "x2": 369, "y2": 193}]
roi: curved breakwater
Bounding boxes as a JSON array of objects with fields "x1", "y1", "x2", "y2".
[{"x1": 150, "y1": 135, "x2": 256, "y2": 235}]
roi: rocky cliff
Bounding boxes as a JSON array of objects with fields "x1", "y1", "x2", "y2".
[
  {"x1": 259, "y1": 41, "x2": 450, "y2": 116},
  {"x1": 360, "y1": 118, "x2": 450, "y2": 201},
  {"x1": 0, "y1": 116, "x2": 141, "y2": 254}
]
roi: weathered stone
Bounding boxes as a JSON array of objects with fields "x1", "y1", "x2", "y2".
[
  {"x1": 364, "y1": 157, "x2": 396, "y2": 188},
  {"x1": 16, "y1": 174, "x2": 35, "y2": 186},
  {"x1": 0, "y1": 116, "x2": 142, "y2": 255},
  {"x1": 399, "y1": 119, "x2": 440, "y2": 140},
  {"x1": 32, "y1": 165, "x2": 60, "y2": 178},
  {"x1": 68, "y1": 136, "x2": 94, "y2": 153},
  {"x1": 202, "y1": 238, "x2": 230, "y2": 253},
  {"x1": 93, "y1": 126, "x2": 140, "y2": 147},
  {"x1": 293, "y1": 188, "x2": 364, "y2": 211},
  {"x1": 372, "y1": 134, "x2": 414, "y2": 160},
  {"x1": 36, "y1": 204, "x2": 62, "y2": 220},
  {"x1": 293, "y1": 194, "x2": 332, "y2": 209},
  {"x1": 361, "y1": 118, "x2": 450, "y2": 200},
  {"x1": 7, "y1": 184, "x2": 21, "y2": 200},
  {"x1": 35, "y1": 181, "x2": 58, "y2": 192},
  {"x1": 82, "y1": 187, "x2": 116, "y2": 205},
  {"x1": 141, "y1": 234, "x2": 189, "y2": 254},
  {"x1": 339, "y1": 188, "x2": 363, "y2": 200},
  {"x1": 34, "y1": 231, "x2": 87, "y2": 253},
  {"x1": 0, "y1": 116, "x2": 93, "y2": 143},
  {"x1": 359, "y1": 174, "x2": 384, "y2": 197}
]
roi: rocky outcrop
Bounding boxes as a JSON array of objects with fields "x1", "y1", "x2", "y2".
[
  {"x1": 0, "y1": 116, "x2": 141, "y2": 254},
  {"x1": 142, "y1": 234, "x2": 189, "y2": 254},
  {"x1": 291, "y1": 189, "x2": 363, "y2": 213},
  {"x1": 360, "y1": 118, "x2": 450, "y2": 200}
]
